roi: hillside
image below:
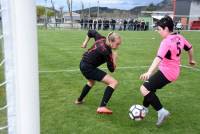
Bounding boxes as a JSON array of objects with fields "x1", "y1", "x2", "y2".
[{"x1": 75, "y1": 0, "x2": 172, "y2": 18}]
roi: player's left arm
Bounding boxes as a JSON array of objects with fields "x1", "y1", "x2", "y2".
[
  {"x1": 106, "y1": 50, "x2": 116, "y2": 73},
  {"x1": 96, "y1": 44, "x2": 116, "y2": 72},
  {"x1": 111, "y1": 50, "x2": 118, "y2": 67},
  {"x1": 81, "y1": 35, "x2": 90, "y2": 48},
  {"x1": 106, "y1": 54, "x2": 116, "y2": 73},
  {"x1": 187, "y1": 48, "x2": 196, "y2": 66},
  {"x1": 106, "y1": 50, "x2": 117, "y2": 73},
  {"x1": 183, "y1": 38, "x2": 196, "y2": 66}
]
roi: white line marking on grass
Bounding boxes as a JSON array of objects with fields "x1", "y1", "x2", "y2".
[
  {"x1": 180, "y1": 65, "x2": 200, "y2": 72},
  {"x1": 39, "y1": 66, "x2": 149, "y2": 73},
  {"x1": 59, "y1": 48, "x2": 83, "y2": 51},
  {"x1": 39, "y1": 65, "x2": 200, "y2": 73},
  {"x1": 40, "y1": 69, "x2": 79, "y2": 73}
]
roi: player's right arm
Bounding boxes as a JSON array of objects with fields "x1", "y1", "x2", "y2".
[
  {"x1": 81, "y1": 30, "x2": 102, "y2": 48},
  {"x1": 140, "y1": 57, "x2": 161, "y2": 81},
  {"x1": 140, "y1": 41, "x2": 169, "y2": 81}
]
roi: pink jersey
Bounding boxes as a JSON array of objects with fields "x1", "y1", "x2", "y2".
[{"x1": 157, "y1": 34, "x2": 192, "y2": 81}]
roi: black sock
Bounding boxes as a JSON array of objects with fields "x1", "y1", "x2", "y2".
[
  {"x1": 100, "y1": 86, "x2": 114, "y2": 107},
  {"x1": 78, "y1": 84, "x2": 92, "y2": 101},
  {"x1": 143, "y1": 96, "x2": 150, "y2": 108},
  {"x1": 145, "y1": 92, "x2": 162, "y2": 111}
]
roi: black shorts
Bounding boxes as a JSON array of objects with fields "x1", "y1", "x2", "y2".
[
  {"x1": 80, "y1": 61, "x2": 107, "y2": 81},
  {"x1": 143, "y1": 70, "x2": 171, "y2": 92}
]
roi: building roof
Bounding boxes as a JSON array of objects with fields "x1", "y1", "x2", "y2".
[{"x1": 63, "y1": 12, "x2": 80, "y2": 17}]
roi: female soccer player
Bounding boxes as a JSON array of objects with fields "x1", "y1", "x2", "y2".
[
  {"x1": 139, "y1": 16, "x2": 196, "y2": 126},
  {"x1": 75, "y1": 30, "x2": 121, "y2": 114}
]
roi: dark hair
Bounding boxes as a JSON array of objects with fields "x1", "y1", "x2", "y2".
[{"x1": 157, "y1": 16, "x2": 174, "y2": 32}]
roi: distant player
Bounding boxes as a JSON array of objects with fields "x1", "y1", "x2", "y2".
[
  {"x1": 176, "y1": 20, "x2": 183, "y2": 34},
  {"x1": 76, "y1": 30, "x2": 121, "y2": 114},
  {"x1": 139, "y1": 16, "x2": 196, "y2": 126}
]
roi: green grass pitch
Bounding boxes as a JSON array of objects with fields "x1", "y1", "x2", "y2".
[{"x1": 1, "y1": 29, "x2": 200, "y2": 134}]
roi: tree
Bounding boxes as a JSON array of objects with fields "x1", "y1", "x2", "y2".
[
  {"x1": 67, "y1": 0, "x2": 73, "y2": 28},
  {"x1": 50, "y1": 0, "x2": 57, "y2": 27},
  {"x1": 81, "y1": 1, "x2": 84, "y2": 19},
  {"x1": 37, "y1": 6, "x2": 45, "y2": 18},
  {"x1": 59, "y1": 6, "x2": 64, "y2": 23},
  {"x1": 47, "y1": 10, "x2": 55, "y2": 17}
]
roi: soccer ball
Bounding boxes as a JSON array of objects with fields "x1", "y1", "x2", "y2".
[{"x1": 129, "y1": 104, "x2": 146, "y2": 121}]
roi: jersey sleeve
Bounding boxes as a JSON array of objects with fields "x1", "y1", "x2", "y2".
[
  {"x1": 182, "y1": 37, "x2": 192, "y2": 51},
  {"x1": 157, "y1": 40, "x2": 170, "y2": 60},
  {"x1": 87, "y1": 30, "x2": 105, "y2": 41},
  {"x1": 87, "y1": 30, "x2": 98, "y2": 38}
]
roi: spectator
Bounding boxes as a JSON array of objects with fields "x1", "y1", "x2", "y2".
[
  {"x1": 134, "y1": 19, "x2": 137, "y2": 31},
  {"x1": 80, "y1": 19, "x2": 84, "y2": 29},
  {"x1": 141, "y1": 20, "x2": 145, "y2": 31},
  {"x1": 128, "y1": 19, "x2": 134, "y2": 30},
  {"x1": 111, "y1": 19, "x2": 116, "y2": 30},
  {"x1": 176, "y1": 20, "x2": 183, "y2": 34},
  {"x1": 89, "y1": 18, "x2": 93, "y2": 30},
  {"x1": 136, "y1": 20, "x2": 141, "y2": 31},
  {"x1": 93, "y1": 19, "x2": 97, "y2": 30},
  {"x1": 123, "y1": 19, "x2": 128, "y2": 31},
  {"x1": 98, "y1": 19, "x2": 102, "y2": 30},
  {"x1": 119, "y1": 19, "x2": 123, "y2": 31},
  {"x1": 84, "y1": 19, "x2": 88, "y2": 29}
]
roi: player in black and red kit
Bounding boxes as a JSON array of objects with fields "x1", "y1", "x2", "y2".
[{"x1": 75, "y1": 30, "x2": 122, "y2": 114}]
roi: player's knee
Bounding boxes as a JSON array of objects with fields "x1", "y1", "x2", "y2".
[
  {"x1": 87, "y1": 81, "x2": 95, "y2": 87},
  {"x1": 113, "y1": 79, "x2": 118, "y2": 87},
  {"x1": 110, "y1": 79, "x2": 118, "y2": 89},
  {"x1": 140, "y1": 85, "x2": 149, "y2": 96}
]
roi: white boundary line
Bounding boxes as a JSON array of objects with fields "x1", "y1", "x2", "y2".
[
  {"x1": 39, "y1": 66, "x2": 149, "y2": 73},
  {"x1": 0, "y1": 81, "x2": 7, "y2": 87},
  {"x1": 180, "y1": 65, "x2": 200, "y2": 71},
  {"x1": 0, "y1": 59, "x2": 5, "y2": 66},
  {"x1": 0, "y1": 105, "x2": 8, "y2": 111},
  {"x1": 39, "y1": 65, "x2": 200, "y2": 73},
  {"x1": 0, "y1": 126, "x2": 8, "y2": 131}
]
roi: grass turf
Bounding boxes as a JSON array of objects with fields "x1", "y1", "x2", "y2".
[
  {"x1": 38, "y1": 30, "x2": 200, "y2": 134},
  {"x1": 1, "y1": 29, "x2": 200, "y2": 134}
]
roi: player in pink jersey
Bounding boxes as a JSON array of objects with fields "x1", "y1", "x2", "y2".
[{"x1": 139, "y1": 16, "x2": 196, "y2": 126}]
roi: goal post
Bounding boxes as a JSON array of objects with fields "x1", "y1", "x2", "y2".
[{"x1": 1, "y1": 0, "x2": 40, "y2": 134}]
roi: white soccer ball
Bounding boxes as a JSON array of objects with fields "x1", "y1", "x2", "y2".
[{"x1": 129, "y1": 104, "x2": 146, "y2": 121}]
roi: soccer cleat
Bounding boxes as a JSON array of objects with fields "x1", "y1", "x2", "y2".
[
  {"x1": 96, "y1": 107, "x2": 113, "y2": 114},
  {"x1": 74, "y1": 99, "x2": 84, "y2": 105},
  {"x1": 156, "y1": 109, "x2": 170, "y2": 126}
]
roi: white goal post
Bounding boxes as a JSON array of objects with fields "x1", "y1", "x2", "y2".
[{"x1": 1, "y1": 0, "x2": 40, "y2": 134}]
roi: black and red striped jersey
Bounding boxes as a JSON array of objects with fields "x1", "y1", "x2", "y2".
[{"x1": 82, "y1": 30, "x2": 115, "y2": 72}]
